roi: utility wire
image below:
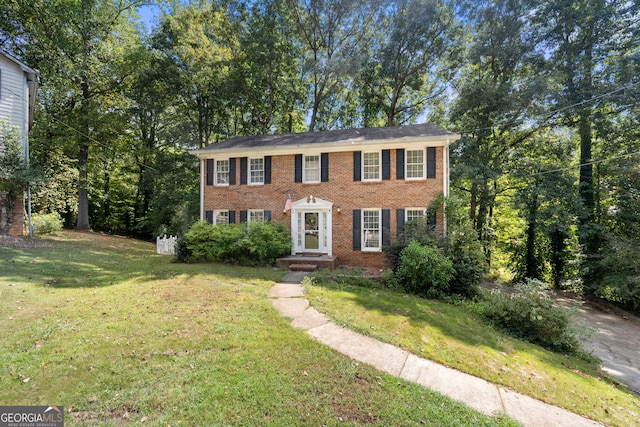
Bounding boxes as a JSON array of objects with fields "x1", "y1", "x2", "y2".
[{"x1": 0, "y1": 81, "x2": 159, "y2": 172}]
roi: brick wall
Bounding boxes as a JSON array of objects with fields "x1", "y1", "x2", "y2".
[{"x1": 202, "y1": 148, "x2": 445, "y2": 268}]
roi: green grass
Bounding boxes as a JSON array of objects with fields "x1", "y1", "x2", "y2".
[
  {"x1": 0, "y1": 231, "x2": 516, "y2": 426},
  {"x1": 304, "y1": 272, "x2": 640, "y2": 427}
]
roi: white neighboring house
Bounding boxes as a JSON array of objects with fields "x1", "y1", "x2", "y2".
[{"x1": 0, "y1": 49, "x2": 39, "y2": 236}]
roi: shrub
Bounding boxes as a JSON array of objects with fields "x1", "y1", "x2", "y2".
[
  {"x1": 392, "y1": 240, "x2": 454, "y2": 298},
  {"x1": 445, "y1": 228, "x2": 486, "y2": 299},
  {"x1": 475, "y1": 279, "x2": 582, "y2": 353},
  {"x1": 30, "y1": 212, "x2": 63, "y2": 235},
  {"x1": 243, "y1": 222, "x2": 292, "y2": 266},
  {"x1": 179, "y1": 221, "x2": 291, "y2": 266}
]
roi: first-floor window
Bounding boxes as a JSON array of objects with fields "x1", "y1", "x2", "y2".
[
  {"x1": 406, "y1": 208, "x2": 426, "y2": 223},
  {"x1": 249, "y1": 209, "x2": 264, "y2": 224},
  {"x1": 214, "y1": 210, "x2": 229, "y2": 225},
  {"x1": 362, "y1": 209, "x2": 381, "y2": 251},
  {"x1": 216, "y1": 159, "x2": 230, "y2": 185}
]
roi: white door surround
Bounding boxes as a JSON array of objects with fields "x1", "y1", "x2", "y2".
[{"x1": 291, "y1": 196, "x2": 333, "y2": 256}]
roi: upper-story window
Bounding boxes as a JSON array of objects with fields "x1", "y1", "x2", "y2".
[
  {"x1": 405, "y1": 149, "x2": 425, "y2": 179},
  {"x1": 216, "y1": 159, "x2": 230, "y2": 185},
  {"x1": 249, "y1": 158, "x2": 264, "y2": 184},
  {"x1": 362, "y1": 151, "x2": 381, "y2": 181},
  {"x1": 304, "y1": 154, "x2": 321, "y2": 183}
]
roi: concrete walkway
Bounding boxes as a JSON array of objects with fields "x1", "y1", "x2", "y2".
[{"x1": 269, "y1": 275, "x2": 603, "y2": 427}]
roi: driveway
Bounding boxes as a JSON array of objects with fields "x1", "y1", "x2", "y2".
[{"x1": 555, "y1": 291, "x2": 640, "y2": 395}]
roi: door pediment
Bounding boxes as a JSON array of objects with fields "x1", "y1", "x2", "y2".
[{"x1": 291, "y1": 195, "x2": 333, "y2": 210}]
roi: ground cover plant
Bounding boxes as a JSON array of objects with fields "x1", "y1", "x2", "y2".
[
  {"x1": 0, "y1": 231, "x2": 516, "y2": 426},
  {"x1": 304, "y1": 270, "x2": 640, "y2": 427}
]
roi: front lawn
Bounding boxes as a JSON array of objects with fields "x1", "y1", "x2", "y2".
[
  {"x1": 0, "y1": 231, "x2": 515, "y2": 426},
  {"x1": 304, "y1": 272, "x2": 640, "y2": 427}
]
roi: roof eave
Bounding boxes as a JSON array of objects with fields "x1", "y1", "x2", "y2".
[{"x1": 189, "y1": 133, "x2": 460, "y2": 159}]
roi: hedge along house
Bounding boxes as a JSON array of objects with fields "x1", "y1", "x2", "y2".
[
  {"x1": 190, "y1": 123, "x2": 459, "y2": 269},
  {"x1": 0, "y1": 49, "x2": 39, "y2": 236}
]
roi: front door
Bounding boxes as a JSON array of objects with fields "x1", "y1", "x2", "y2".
[
  {"x1": 291, "y1": 196, "x2": 333, "y2": 256},
  {"x1": 304, "y1": 211, "x2": 320, "y2": 252}
]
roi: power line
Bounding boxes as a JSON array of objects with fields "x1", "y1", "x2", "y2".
[{"x1": 0, "y1": 81, "x2": 159, "y2": 172}]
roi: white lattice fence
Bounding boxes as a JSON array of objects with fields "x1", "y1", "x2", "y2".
[{"x1": 156, "y1": 235, "x2": 177, "y2": 255}]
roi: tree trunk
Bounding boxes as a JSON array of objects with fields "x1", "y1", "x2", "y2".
[{"x1": 76, "y1": 143, "x2": 90, "y2": 230}]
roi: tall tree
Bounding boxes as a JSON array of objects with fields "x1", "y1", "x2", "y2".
[
  {"x1": 225, "y1": 0, "x2": 307, "y2": 134},
  {"x1": 1, "y1": 0, "x2": 144, "y2": 230},
  {"x1": 153, "y1": 2, "x2": 234, "y2": 147},
  {"x1": 288, "y1": 0, "x2": 377, "y2": 131},
  {"x1": 529, "y1": 0, "x2": 640, "y2": 266},
  {"x1": 359, "y1": 0, "x2": 461, "y2": 127},
  {"x1": 450, "y1": 0, "x2": 545, "y2": 262}
]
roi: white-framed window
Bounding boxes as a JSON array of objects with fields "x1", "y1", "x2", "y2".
[
  {"x1": 303, "y1": 154, "x2": 321, "y2": 183},
  {"x1": 362, "y1": 209, "x2": 381, "y2": 251},
  {"x1": 362, "y1": 151, "x2": 381, "y2": 181},
  {"x1": 406, "y1": 208, "x2": 427, "y2": 223},
  {"x1": 215, "y1": 159, "x2": 230, "y2": 185},
  {"x1": 405, "y1": 149, "x2": 425, "y2": 179},
  {"x1": 249, "y1": 158, "x2": 264, "y2": 184},
  {"x1": 214, "y1": 210, "x2": 229, "y2": 225},
  {"x1": 248, "y1": 209, "x2": 264, "y2": 224}
]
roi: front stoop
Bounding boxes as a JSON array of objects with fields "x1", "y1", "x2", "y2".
[{"x1": 276, "y1": 255, "x2": 338, "y2": 271}]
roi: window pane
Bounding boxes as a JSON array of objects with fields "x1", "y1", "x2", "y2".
[
  {"x1": 362, "y1": 210, "x2": 380, "y2": 249},
  {"x1": 304, "y1": 155, "x2": 320, "y2": 182},
  {"x1": 250, "y1": 158, "x2": 264, "y2": 184},
  {"x1": 249, "y1": 210, "x2": 264, "y2": 223},
  {"x1": 363, "y1": 152, "x2": 380, "y2": 180},
  {"x1": 406, "y1": 150, "x2": 424, "y2": 179},
  {"x1": 215, "y1": 210, "x2": 229, "y2": 225},
  {"x1": 406, "y1": 209, "x2": 425, "y2": 222},
  {"x1": 216, "y1": 160, "x2": 230, "y2": 184}
]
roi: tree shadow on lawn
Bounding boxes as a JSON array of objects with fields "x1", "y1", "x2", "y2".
[{"x1": 1, "y1": 244, "x2": 286, "y2": 289}]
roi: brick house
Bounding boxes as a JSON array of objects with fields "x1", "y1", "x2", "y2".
[
  {"x1": 0, "y1": 49, "x2": 39, "y2": 236},
  {"x1": 190, "y1": 123, "x2": 459, "y2": 268}
]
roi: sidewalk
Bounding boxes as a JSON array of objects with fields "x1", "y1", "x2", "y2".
[{"x1": 269, "y1": 275, "x2": 603, "y2": 427}]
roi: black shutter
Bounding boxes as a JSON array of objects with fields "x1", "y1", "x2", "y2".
[
  {"x1": 264, "y1": 156, "x2": 272, "y2": 184},
  {"x1": 264, "y1": 210, "x2": 272, "y2": 222},
  {"x1": 321, "y1": 153, "x2": 329, "y2": 182},
  {"x1": 353, "y1": 151, "x2": 362, "y2": 181},
  {"x1": 229, "y1": 211, "x2": 236, "y2": 224},
  {"x1": 206, "y1": 159, "x2": 214, "y2": 186},
  {"x1": 382, "y1": 149, "x2": 391, "y2": 180},
  {"x1": 396, "y1": 209, "x2": 405, "y2": 238},
  {"x1": 396, "y1": 149, "x2": 405, "y2": 179},
  {"x1": 353, "y1": 209, "x2": 361, "y2": 250},
  {"x1": 205, "y1": 210, "x2": 213, "y2": 224},
  {"x1": 240, "y1": 210, "x2": 248, "y2": 223},
  {"x1": 427, "y1": 147, "x2": 436, "y2": 179},
  {"x1": 240, "y1": 157, "x2": 248, "y2": 185},
  {"x1": 382, "y1": 209, "x2": 390, "y2": 247},
  {"x1": 229, "y1": 158, "x2": 236, "y2": 185},
  {"x1": 294, "y1": 154, "x2": 302, "y2": 183}
]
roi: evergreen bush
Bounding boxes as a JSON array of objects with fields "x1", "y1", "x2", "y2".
[
  {"x1": 178, "y1": 221, "x2": 291, "y2": 266},
  {"x1": 31, "y1": 212, "x2": 63, "y2": 234},
  {"x1": 476, "y1": 279, "x2": 582, "y2": 353},
  {"x1": 392, "y1": 240, "x2": 454, "y2": 298}
]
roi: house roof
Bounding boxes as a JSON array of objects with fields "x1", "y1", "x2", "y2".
[
  {"x1": 191, "y1": 123, "x2": 460, "y2": 158},
  {"x1": 0, "y1": 49, "x2": 39, "y2": 131}
]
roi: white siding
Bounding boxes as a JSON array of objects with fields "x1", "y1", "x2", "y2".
[{"x1": 0, "y1": 54, "x2": 30, "y2": 151}]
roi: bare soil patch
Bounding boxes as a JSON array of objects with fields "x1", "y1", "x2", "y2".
[{"x1": 0, "y1": 235, "x2": 55, "y2": 248}]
